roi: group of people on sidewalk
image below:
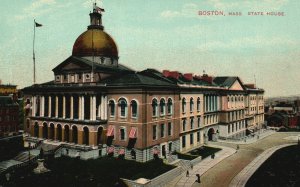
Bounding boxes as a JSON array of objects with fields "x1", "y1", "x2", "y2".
[{"x1": 186, "y1": 163, "x2": 201, "y2": 183}]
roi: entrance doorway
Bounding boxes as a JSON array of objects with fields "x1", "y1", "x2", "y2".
[{"x1": 208, "y1": 128, "x2": 215, "y2": 141}]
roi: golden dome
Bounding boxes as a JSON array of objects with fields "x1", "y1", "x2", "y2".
[{"x1": 72, "y1": 29, "x2": 118, "y2": 57}]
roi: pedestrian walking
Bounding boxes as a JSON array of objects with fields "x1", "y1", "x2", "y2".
[
  {"x1": 190, "y1": 163, "x2": 193, "y2": 170},
  {"x1": 211, "y1": 153, "x2": 215, "y2": 159},
  {"x1": 196, "y1": 174, "x2": 201, "y2": 183},
  {"x1": 237, "y1": 145, "x2": 239, "y2": 150},
  {"x1": 186, "y1": 170, "x2": 189, "y2": 177}
]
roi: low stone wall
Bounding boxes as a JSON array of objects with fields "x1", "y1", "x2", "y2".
[{"x1": 190, "y1": 155, "x2": 202, "y2": 165}]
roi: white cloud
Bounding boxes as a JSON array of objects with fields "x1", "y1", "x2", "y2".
[
  {"x1": 197, "y1": 36, "x2": 297, "y2": 52},
  {"x1": 160, "y1": 3, "x2": 199, "y2": 19},
  {"x1": 14, "y1": 0, "x2": 57, "y2": 20}
]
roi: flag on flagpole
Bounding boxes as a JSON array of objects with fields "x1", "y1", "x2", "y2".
[
  {"x1": 35, "y1": 21, "x2": 42, "y2": 27},
  {"x1": 94, "y1": 3, "x2": 105, "y2": 13}
]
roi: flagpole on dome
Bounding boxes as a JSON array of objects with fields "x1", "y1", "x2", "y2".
[
  {"x1": 33, "y1": 19, "x2": 42, "y2": 85},
  {"x1": 33, "y1": 19, "x2": 36, "y2": 85},
  {"x1": 91, "y1": 3, "x2": 95, "y2": 82}
]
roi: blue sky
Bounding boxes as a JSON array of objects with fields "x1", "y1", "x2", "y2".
[{"x1": 0, "y1": 0, "x2": 299, "y2": 97}]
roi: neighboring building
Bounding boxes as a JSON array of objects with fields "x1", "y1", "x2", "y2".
[
  {"x1": 0, "y1": 96, "x2": 19, "y2": 137},
  {"x1": 22, "y1": 5, "x2": 265, "y2": 161},
  {"x1": 213, "y1": 77, "x2": 247, "y2": 140},
  {"x1": 265, "y1": 102, "x2": 299, "y2": 129},
  {"x1": 0, "y1": 82, "x2": 17, "y2": 96}
]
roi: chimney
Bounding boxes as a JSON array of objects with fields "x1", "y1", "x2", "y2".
[
  {"x1": 193, "y1": 75, "x2": 202, "y2": 80},
  {"x1": 201, "y1": 74, "x2": 213, "y2": 83},
  {"x1": 169, "y1": 71, "x2": 180, "y2": 79},
  {"x1": 162, "y1": 70, "x2": 170, "y2": 77},
  {"x1": 245, "y1": 84, "x2": 256, "y2": 89},
  {"x1": 163, "y1": 70, "x2": 180, "y2": 80},
  {"x1": 183, "y1": 73, "x2": 193, "y2": 81}
]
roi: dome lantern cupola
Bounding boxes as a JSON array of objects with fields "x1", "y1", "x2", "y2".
[
  {"x1": 88, "y1": 3, "x2": 104, "y2": 30},
  {"x1": 72, "y1": 3, "x2": 119, "y2": 65}
]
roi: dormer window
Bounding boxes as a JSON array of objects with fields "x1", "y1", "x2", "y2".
[
  {"x1": 56, "y1": 75, "x2": 60, "y2": 81},
  {"x1": 86, "y1": 74, "x2": 90, "y2": 79}
]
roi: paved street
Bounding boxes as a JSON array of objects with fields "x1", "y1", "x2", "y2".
[{"x1": 191, "y1": 132, "x2": 300, "y2": 187}]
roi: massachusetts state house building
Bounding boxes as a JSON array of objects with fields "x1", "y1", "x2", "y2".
[{"x1": 23, "y1": 5, "x2": 264, "y2": 162}]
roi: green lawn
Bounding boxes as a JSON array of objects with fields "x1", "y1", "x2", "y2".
[
  {"x1": 176, "y1": 146, "x2": 222, "y2": 160},
  {"x1": 2, "y1": 156, "x2": 175, "y2": 187},
  {"x1": 189, "y1": 146, "x2": 222, "y2": 159}
]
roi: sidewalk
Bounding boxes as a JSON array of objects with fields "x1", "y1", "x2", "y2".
[
  {"x1": 218, "y1": 129, "x2": 275, "y2": 145},
  {"x1": 229, "y1": 143, "x2": 296, "y2": 187},
  {"x1": 169, "y1": 145, "x2": 236, "y2": 187}
]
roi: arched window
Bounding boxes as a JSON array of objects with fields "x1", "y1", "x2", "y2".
[
  {"x1": 109, "y1": 100, "x2": 115, "y2": 117},
  {"x1": 167, "y1": 98, "x2": 173, "y2": 114},
  {"x1": 118, "y1": 98, "x2": 127, "y2": 118},
  {"x1": 131, "y1": 100, "x2": 138, "y2": 118},
  {"x1": 190, "y1": 98, "x2": 194, "y2": 112},
  {"x1": 160, "y1": 98, "x2": 166, "y2": 115},
  {"x1": 182, "y1": 98, "x2": 186, "y2": 113},
  {"x1": 152, "y1": 99, "x2": 158, "y2": 117},
  {"x1": 197, "y1": 97, "x2": 200, "y2": 111}
]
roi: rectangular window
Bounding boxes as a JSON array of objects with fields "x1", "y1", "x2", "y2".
[
  {"x1": 197, "y1": 117, "x2": 200, "y2": 127},
  {"x1": 182, "y1": 119, "x2": 186, "y2": 131},
  {"x1": 168, "y1": 122, "x2": 172, "y2": 136},
  {"x1": 197, "y1": 132, "x2": 200, "y2": 142},
  {"x1": 120, "y1": 128, "x2": 126, "y2": 141},
  {"x1": 160, "y1": 124, "x2": 165, "y2": 138},
  {"x1": 228, "y1": 125, "x2": 230, "y2": 133},
  {"x1": 153, "y1": 125, "x2": 157, "y2": 140},
  {"x1": 190, "y1": 133, "x2": 194, "y2": 145},
  {"x1": 182, "y1": 135, "x2": 186, "y2": 148},
  {"x1": 190, "y1": 118, "x2": 194, "y2": 130}
]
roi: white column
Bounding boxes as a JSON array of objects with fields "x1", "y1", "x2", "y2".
[
  {"x1": 90, "y1": 95, "x2": 93, "y2": 120},
  {"x1": 79, "y1": 96, "x2": 82, "y2": 120},
  {"x1": 104, "y1": 95, "x2": 107, "y2": 120},
  {"x1": 70, "y1": 96, "x2": 74, "y2": 119},
  {"x1": 55, "y1": 96, "x2": 58, "y2": 118},
  {"x1": 63, "y1": 96, "x2": 66, "y2": 118},
  {"x1": 48, "y1": 96, "x2": 52, "y2": 117},
  {"x1": 32, "y1": 96, "x2": 36, "y2": 117},
  {"x1": 92, "y1": 95, "x2": 97, "y2": 120},
  {"x1": 82, "y1": 96, "x2": 85, "y2": 120},
  {"x1": 40, "y1": 96, "x2": 45, "y2": 117},
  {"x1": 100, "y1": 95, "x2": 104, "y2": 119}
]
